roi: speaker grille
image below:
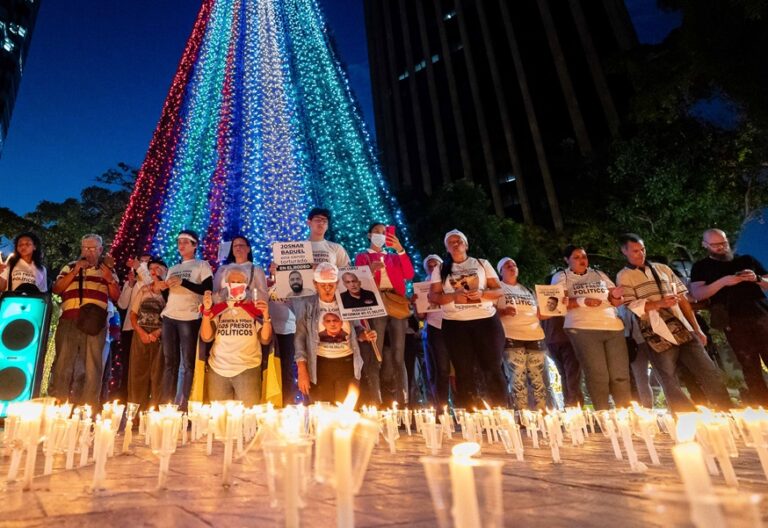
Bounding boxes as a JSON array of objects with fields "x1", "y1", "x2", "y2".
[
  {"x1": 0, "y1": 367, "x2": 27, "y2": 400},
  {"x1": 2, "y1": 319, "x2": 36, "y2": 351}
]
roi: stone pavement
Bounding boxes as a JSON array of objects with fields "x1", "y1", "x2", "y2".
[{"x1": 1, "y1": 428, "x2": 767, "y2": 527}]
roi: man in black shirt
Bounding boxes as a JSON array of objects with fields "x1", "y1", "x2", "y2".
[
  {"x1": 690, "y1": 228, "x2": 768, "y2": 404},
  {"x1": 339, "y1": 272, "x2": 377, "y2": 309}
]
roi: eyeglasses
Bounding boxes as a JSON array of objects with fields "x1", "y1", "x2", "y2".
[{"x1": 706, "y1": 241, "x2": 729, "y2": 249}]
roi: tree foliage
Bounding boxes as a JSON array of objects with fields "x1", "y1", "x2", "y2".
[{"x1": 0, "y1": 164, "x2": 136, "y2": 273}]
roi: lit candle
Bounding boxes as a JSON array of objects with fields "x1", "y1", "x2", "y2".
[
  {"x1": 672, "y1": 415, "x2": 727, "y2": 528},
  {"x1": 599, "y1": 412, "x2": 622, "y2": 460},
  {"x1": 21, "y1": 402, "x2": 44, "y2": 490},
  {"x1": 334, "y1": 390, "x2": 359, "y2": 528},
  {"x1": 740, "y1": 408, "x2": 768, "y2": 481},
  {"x1": 544, "y1": 415, "x2": 561, "y2": 464},
  {"x1": 616, "y1": 410, "x2": 645, "y2": 472},
  {"x1": 91, "y1": 419, "x2": 111, "y2": 491},
  {"x1": 449, "y1": 442, "x2": 482, "y2": 528}
]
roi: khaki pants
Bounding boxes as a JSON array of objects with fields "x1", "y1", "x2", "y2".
[
  {"x1": 127, "y1": 332, "x2": 165, "y2": 411},
  {"x1": 49, "y1": 318, "x2": 106, "y2": 407}
]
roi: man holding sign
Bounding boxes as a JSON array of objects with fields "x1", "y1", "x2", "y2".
[{"x1": 293, "y1": 263, "x2": 377, "y2": 403}]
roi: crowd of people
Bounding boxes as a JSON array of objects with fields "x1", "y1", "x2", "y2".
[{"x1": 2, "y1": 210, "x2": 767, "y2": 413}]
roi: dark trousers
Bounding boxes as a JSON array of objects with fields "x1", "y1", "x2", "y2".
[
  {"x1": 726, "y1": 315, "x2": 768, "y2": 405},
  {"x1": 311, "y1": 355, "x2": 358, "y2": 404},
  {"x1": 441, "y1": 315, "x2": 506, "y2": 408},
  {"x1": 276, "y1": 333, "x2": 298, "y2": 406},
  {"x1": 161, "y1": 317, "x2": 201, "y2": 411},
  {"x1": 424, "y1": 324, "x2": 451, "y2": 408},
  {"x1": 360, "y1": 340, "x2": 382, "y2": 406},
  {"x1": 127, "y1": 333, "x2": 164, "y2": 411},
  {"x1": 546, "y1": 340, "x2": 584, "y2": 406}
]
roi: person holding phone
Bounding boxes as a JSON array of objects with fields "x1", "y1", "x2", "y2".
[
  {"x1": 354, "y1": 222, "x2": 415, "y2": 405},
  {"x1": 690, "y1": 228, "x2": 768, "y2": 405}
]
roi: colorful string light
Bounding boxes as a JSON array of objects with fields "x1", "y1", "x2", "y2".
[{"x1": 110, "y1": 0, "x2": 418, "y2": 270}]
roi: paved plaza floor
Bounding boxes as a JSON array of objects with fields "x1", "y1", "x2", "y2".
[{"x1": 1, "y1": 427, "x2": 767, "y2": 527}]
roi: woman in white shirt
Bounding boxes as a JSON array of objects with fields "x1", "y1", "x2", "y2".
[
  {"x1": 496, "y1": 257, "x2": 548, "y2": 410},
  {"x1": 551, "y1": 245, "x2": 630, "y2": 410},
  {"x1": 0, "y1": 232, "x2": 48, "y2": 293},
  {"x1": 428, "y1": 229, "x2": 505, "y2": 407},
  {"x1": 158, "y1": 230, "x2": 213, "y2": 410}
]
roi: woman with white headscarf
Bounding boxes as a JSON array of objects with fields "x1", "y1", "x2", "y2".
[{"x1": 428, "y1": 230, "x2": 506, "y2": 407}]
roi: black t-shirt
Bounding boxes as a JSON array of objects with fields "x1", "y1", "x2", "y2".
[{"x1": 690, "y1": 254, "x2": 768, "y2": 318}]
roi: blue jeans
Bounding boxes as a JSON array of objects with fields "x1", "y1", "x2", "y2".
[
  {"x1": 370, "y1": 315, "x2": 408, "y2": 404},
  {"x1": 566, "y1": 328, "x2": 631, "y2": 410},
  {"x1": 207, "y1": 366, "x2": 262, "y2": 406},
  {"x1": 647, "y1": 337, "x2": 731, "y2": 411},
  {"x1": 161, "y1": 317, "x2": 201, "y2": 411}
]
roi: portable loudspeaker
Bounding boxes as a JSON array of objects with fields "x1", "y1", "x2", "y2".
[{"x1": 0, "y1": 292, "x2": 52, "y2": 417}]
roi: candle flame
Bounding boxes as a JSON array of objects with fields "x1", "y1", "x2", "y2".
[
  {"x1": 676, "y1": 414, "x2": 698, "y2": 443},
  {"x1": 452, "y1": 442, "x2": 481, "y2": 458},
  {"x1": 340, "y1": 384, "x2": 359, "y2": 411}
]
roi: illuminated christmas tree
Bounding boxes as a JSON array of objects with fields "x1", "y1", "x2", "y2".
[{"x1": 111, "y1": 0, "x2": 415, "y2": 268}]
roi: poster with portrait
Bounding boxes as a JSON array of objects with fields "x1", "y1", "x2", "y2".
[
  {"x1": 335, "y1": 266, "x2": 387, "y2": 320},
  {"x1": 535, "y1": 284, "x2": 567, "y2": 316},
  {"x1": 272, "y1": 241, "x2": 315, "y2": 299},
  {"x1": 413, "y1": 280, "x2": 440, "y2": 314}
]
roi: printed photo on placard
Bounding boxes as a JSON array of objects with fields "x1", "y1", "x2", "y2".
[
  {"x1": 413, "y1": 280, "x2": 440, "y2": 314},
  {"x1": 535, "y1": 284, "x2": 567, "y2": 316},
  {"x1": 272, "y1": 241, "x2": 316, "y2": 299},
  {"x1": 335, "y1": 266, "x2": 387, "y2": 320}
]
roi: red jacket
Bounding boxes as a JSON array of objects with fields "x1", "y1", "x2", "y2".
[{"x1": 354, "y1": 250, "x2": 415, "y2": 297}]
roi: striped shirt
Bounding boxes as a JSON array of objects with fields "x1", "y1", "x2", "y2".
[
  {"x1": 616, "y1": 262, "x2": 687, "y2": 320},
  {"x1": 57, "y1": 262, "x2": 117, "y2": 319}
]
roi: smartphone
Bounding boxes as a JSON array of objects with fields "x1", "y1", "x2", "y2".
[{"x1": 385, "y1": 225, "x2": 396, "y2": 247}]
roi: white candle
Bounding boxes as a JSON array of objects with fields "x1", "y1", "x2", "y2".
[
  {"x1": 449, "y1": 442, "x2": 482, "y2": 528},
  {"x1": 79, "y1": 417, "x2": 92, "y2": 468},
  {"x1": 742, "y1": 409, "x2": 768, "y2": 481},
  {"x1": 92, "y1": 419, "x2": 111, "y2": 491},
  {"x1": 334, "y1": 414, "x2": 356, "y2": 528},
  {"x1": 672, "y1": 416, "x2": 727, "y2": 528},
  {"x1": 21, "y1": 403, "x2": 44, "y2": 490},
  {"x1": 616, "y1": 411, "x2": 644, "y2": 472},
  {"x1": 544, "y1": 415, "x2": 561, "y2": 464}
]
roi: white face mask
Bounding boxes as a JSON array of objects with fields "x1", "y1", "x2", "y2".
[
  {"x1": 371, "y1": 233, "x2": 386, "y2": 248},
  {"x1": 225, "y1": 282, "x2": 247, "y2": 301}
]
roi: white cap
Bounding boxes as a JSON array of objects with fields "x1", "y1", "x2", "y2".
[
  {"x1": 313, "y1": 262, "x2": 339, "y2": 283},
  {"x1": 443, "y1": 229, "x2": 468, "y2": 249},
  {"x1": 422, "y1": 254, "x2": 443, "y2": 274},
  {"x1": 496, "y1": 257, "x2": 513, "y2": 276}
]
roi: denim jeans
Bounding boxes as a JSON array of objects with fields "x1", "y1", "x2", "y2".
[
  {"x1": 441, "y1": 314, "x2": 507, "y2": 408},
  {"x1": 424, "y1": 324, "x2": 451, "y2": 408},
  {"x1": 630, "y1": 341, "x2": 654, "y2": 408},
  {"x1": 566, "y1": 328, "x2": 631, "y2": 410},
  {"x1": 370, "y1": 315, "x2": 408, "y2": 404},
  {"x1": 161, "y1": 317, "x2": 201, "y2": 411},
  {"x1": 504, "y1": 339, "x2": 547, "y2": 410},
  {"x1": 207, "y1": 366, "x2": 262, "y2": 406},
  {"x1": 647, "y1": 336, "x2": 731, "y2": 411}
]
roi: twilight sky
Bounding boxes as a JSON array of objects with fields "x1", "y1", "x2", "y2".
[{"x1": 0, "y1": 0, "x2": 679, "y2": 215}]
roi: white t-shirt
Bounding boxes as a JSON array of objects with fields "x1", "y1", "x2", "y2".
[
  {"x1": 207, "y1": 306, "x2": 263, "y2": 377},
  {"x1": 316, "y1": 299, "x2": 353, "y2": 358},
  {"x1": 497, "y1": 282, "x2": 545, "y2": 341},
  {"x1": 1, "y1": 259, "x2": 47, "y2": 292},
  {"x1": 162, "y1": 259, "x2": 213, "y2": 321},
  {"x1": 551, "y1": 269, "x2": 623, "y2": 331},
  {"x1": 425, "y1": 310, "x2": 443, "y2": 330},
  {"x1": 311, "y1": 240, "x2": 350, "y2": 267},
  {"x1": 430, "y1": 257, "x2": 498, "y2": 321}
]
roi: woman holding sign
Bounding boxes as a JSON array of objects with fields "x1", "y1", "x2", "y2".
[
  {"x1": 496, "y1": 257, "x2": 548, "y2": 410},
  {"x1": 354, "y1": 223, "x2": 415, "y2": 405},
  {"x1": 212, "y1": 236, "x2": 268, "y2": 301},
  {"x1": 428, "y1": 229, "x2": 506, "y2": 408},
  {"x1": 550, "y1": 245, "x2": 630, "y2": 410}
]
